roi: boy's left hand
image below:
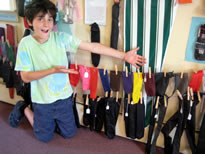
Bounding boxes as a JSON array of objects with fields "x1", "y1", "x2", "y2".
[
  {"x1": 68, "y1": 69, "x2": 79, "y2": 74},
  {"x1": 124, "y1": 47, "x2": 146, "y2": 68},
  {"x1": 53, "y1": 66, "x2": 79, "y2": 74}
]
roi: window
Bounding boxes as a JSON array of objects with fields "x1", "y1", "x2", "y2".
[{"x1": 0, "y1": 0, "x2": 16, "y2": 12}]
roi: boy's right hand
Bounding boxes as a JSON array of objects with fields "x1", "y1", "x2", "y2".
[{"x1": 53, "y1": 66, "x2": 79, "y2": 74}]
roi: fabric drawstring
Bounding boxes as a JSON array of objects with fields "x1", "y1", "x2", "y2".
[
  {"x1": 69, "y1": 64, "x2": 80, "y2": 87},
  {"x1": 143, "y1": 73, "x2": 156, "y2": 96},
  {"x1": 132, "y1": 72, "x2": 143, "y2": 104},
  {"x1": 90, "y1": 67, "x2": 98, "y2": 99},
  {"x1": 79, "y1": 65, "x2": 90, "y2": 92},
  {"x1": 122, "y1": 71, "x2": 133, "y2": 94},
  {"x1": 110, "y1": 71, "x2": 121, "y2": 92},
  {"x1": 189, "y1": 70, "x2": 204, "y2": 92},
  {"x1": 99, "y1": 69, "x2": 111, "y2": 92}
]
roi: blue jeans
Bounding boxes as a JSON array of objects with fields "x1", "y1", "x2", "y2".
[{"x1": 32, "y1": 96, "x2": 77, "y2": 142}]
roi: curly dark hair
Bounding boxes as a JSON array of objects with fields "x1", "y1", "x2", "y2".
[{"x1": 24, "y1": 0, "x2": 57, "y2": 30}]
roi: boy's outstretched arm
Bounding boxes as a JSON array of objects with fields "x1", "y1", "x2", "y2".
[
  {"x1": 78, "y1": 41, "x2": 146, "y2": 68},
  {"x1": 20, "y1": 66, "x2": 78, "y2": 83}
]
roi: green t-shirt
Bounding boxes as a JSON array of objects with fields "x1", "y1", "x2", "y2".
[{"x1": 15, "y1": 32, "x2": 81, "y2": 104}]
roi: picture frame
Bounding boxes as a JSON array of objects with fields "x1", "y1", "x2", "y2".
[{"x1": 0, "y1": 11, "x2": 18, "y2": 22}]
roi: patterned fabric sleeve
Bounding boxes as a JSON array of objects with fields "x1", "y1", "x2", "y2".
[
  {"x1": 58, "y1": 32, "x2": 81, "y2": 53},
  {"x1": 15, "y1": 39, "x2": 33, "y2": 71}
]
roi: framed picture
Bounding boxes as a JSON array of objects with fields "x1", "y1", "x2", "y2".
[
  {"x1": 0, "y1": 11, "x2": 18, "y2": 22},
  {"x1": 185, "y1": 17, "x2": 205, "y2": 64},
  {"x1": 85, "y1": 0, "x2": 107, "y2": 26},
  {"x1": 0, "y1": 0, "x2": 16, "y2": 11},
  {"x1": 0, "y1": 0, "x2": 18, "y2": 22}
]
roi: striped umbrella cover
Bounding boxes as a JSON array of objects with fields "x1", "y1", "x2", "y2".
[{"x1": 124, "y1": 0, "x2": 178, "y2": 73}]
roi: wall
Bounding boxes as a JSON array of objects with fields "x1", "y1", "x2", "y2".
[
  {"x1": 163, "y1": 0, "x2": 205, "y2": 72},
  {"x1": 0, "y1": 0, "x2": 205, "y2": 154}
]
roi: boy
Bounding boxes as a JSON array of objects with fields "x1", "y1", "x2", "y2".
[{"x1": 8, "y1": 0, "x2": 146, "y2": 142}]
